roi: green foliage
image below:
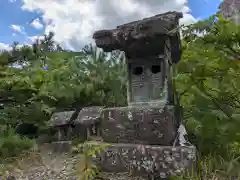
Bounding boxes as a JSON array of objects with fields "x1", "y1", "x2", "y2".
[
  {"x1": 0, "y1": 37, "x2": 126, "y2": 128},
  {"x1": 0, "y1": 33, "x2": 126, "y2": 168},
  {"x1": 171, "y1": 155, "x2": 240, "y2": 180},
  {"x1": 177, "y1": 14, "x2": 240, "y2": 157},
  {"x1": 0, "y1": 126, "x2": 34, "y2": 159}
]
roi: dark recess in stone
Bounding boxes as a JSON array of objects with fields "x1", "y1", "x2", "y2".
[
  {"x1": 133, "y1": 66, "x2": 143, "y2": 75},
  {"x1": 151, "y1": 65, "x2": 161, "y2": 74}
]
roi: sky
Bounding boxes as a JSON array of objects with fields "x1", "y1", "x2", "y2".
[{"x1": 0, "y1": 0, "x2": 222, "y2": 51}]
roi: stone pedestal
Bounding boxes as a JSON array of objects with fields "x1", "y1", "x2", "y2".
[
  {"x1": 101, "y1": 105, "x2": 177, "y2": 145},
  {"x1": 42, "y1": 141, "x2": 72, "y2": 153},
  {"x1": 93, "y1": 142, "x2": 196, "y2": 179}
]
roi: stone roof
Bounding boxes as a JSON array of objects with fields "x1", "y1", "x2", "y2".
[
  {"x1": 74, "y1": 106, "x2": 104, "y2": 125},
  {"x1": 50, "y1": 111, "x2": 74, "y2": 126},
  {"x1": 93, "y1": 11, "x2": 183, "y2": 62}
]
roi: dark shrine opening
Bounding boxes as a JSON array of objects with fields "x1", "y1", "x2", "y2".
[
  {"x1": 133, "y1": 66, "x2": 144, "y2": 75},
  {"x1": 151, "y1": 65, "x2": 161, "y2": 74}
]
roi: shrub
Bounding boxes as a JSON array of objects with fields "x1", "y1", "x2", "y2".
[{"x1": 0, "y1": 127, "x2": 34, "y2": 159}]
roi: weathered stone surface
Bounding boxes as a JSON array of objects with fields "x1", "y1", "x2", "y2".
[
  {"x1": 50, "y1": 111, "x2": 74, "y2": 126},
  {"x1": 41, "y1": 141, "x2": 72, "y2": 153},
  {"x1": 71, "y1": 124, "x2": 88, "y2": 141},
  {"x1": 94, "y1": 142, "x2": 196, "y2": 179},
  {"x1": 74, "y1": 106, "x2": 104, "y2": 125},
  {"x1": 101, "y1": 105, "x2": 177, "y2": 145},
  {"x1": 127, "y1": 57, "x2": 169, "y2": 105},
  {"x1": 101, "y1": 172, "x2": 147, "y2": 180},
  {"x1": 93, "y1": 11, "x2": 182, "y2": 61},
  {"x1": 55, "y1": 126, "x2": 72, "y2": 141},
  {"x1": 218, "y1": 0, "x2": 240, "y2": 19},
  {"x1": 71, "y1": 106, "x2": 104, "y2": 140}
]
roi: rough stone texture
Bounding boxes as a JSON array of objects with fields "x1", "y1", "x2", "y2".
[
  {"x1": 71, "y1": 123, "x2": 88, "y2": 141},
  {"x1": 101, "y1": 173, "x2": 148, "y2": 180},
  {"x1": 74, "y1": 106, "x2": 104, "y2": 125},
  {"x1": 42, "y1": 141, "x2": 72, "y2": 153},
  {"x1": 72, "y1": 106, "x2": 104, "y2": 139},
  {"x1": 94, "y1": 142, "x2": 196, "y2": 179},
  {"x1": 100, "y1": 105, "x2": 177, "y2": 145},
  {"x1": 93, "y1": 11, "x2": 182, "y2": 62},
  {"x1": 50, "y1": 111, "x2": 74, "y2": 126},
  {"x1": 128, "y1": 57, "x2": 166, "y2": 104},
  {"x1": 218, "y1": 0, "x2": 240, "y2": 19}
]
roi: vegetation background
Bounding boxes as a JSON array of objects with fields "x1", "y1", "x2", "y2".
[{"x1": 0, "y1": 14, "x2": 240, "y2": 179}]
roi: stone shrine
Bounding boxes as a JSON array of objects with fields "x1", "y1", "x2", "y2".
[
  {"x1": 92, "y1": 11, "x2": 196, "y2": 179},
  {"x1": 50, "y1": 111, "x2": 74, "y2": 141},
  {"x1": 49, "y1": 107, "x2": 104, "y2": 142},
  {"x1": 48, "y1": 11, "x2": 196, "y2": 179}
]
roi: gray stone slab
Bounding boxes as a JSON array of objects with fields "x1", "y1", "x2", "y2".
[
  {"x1": 41, "y1": 141, "x2": 72, "y2": 153},
  {"x1": 100, "y1": 105, "x2": 177, "y2": 145},
  {"x1": 50, "y1": 111, "x2": 74, "y2": 126},
  {"x1": 74, "y1": 106, "x2": 104, "y2": 125},
  {"x1": 93, "y1": 142, "x2": 196, "y2": 179}
]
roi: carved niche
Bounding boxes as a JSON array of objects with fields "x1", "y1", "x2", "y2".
[{"x1": 127, "y1": 56, "x2": 166, "y2": 104}]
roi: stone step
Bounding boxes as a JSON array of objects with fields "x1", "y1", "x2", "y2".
[
  {"x1": 100, "y1": 106, "x2": 178, "y2": 145},
  {"x1": 93, "y1": 142, "x2": 196, "y2": 179},
  {"x1": 40, "y1": 141, "x2": 72, "y2": 153},
  {"x1": 100, "y1": 172, "x2": 149, "y2": 180}
]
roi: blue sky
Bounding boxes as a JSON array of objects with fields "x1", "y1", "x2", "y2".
[
  {"x1": 0, "y1": 0, "x2": 222, "y2": 50},
  {"x1": 0, "y1": 1, "x2": 44, "y2": 45},
  {"x1": 189, "y1": 0, "x2": 221, "y2": 19}
]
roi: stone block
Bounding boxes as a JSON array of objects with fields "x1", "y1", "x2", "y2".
[
  {"x1": 41, "y1": 141, "x2": 72, "y2": 153},
  {"x1": 100, "y1": 105, "x2": 177, "y2": 145},
  {"x1": 50, "y1": 111, "x2": 74, "y2": 126},
  {"x1": 72, "y1": 106, "x2": 104, "y2": 140},
  {"x1": 93, "y1": 11, "x2": 182, "y2": 62},
  {"x1": 94, "y1": 142, "x2": 196, "y2": 179},
  {"x1": 74, "y1": 106, "x2": 104, "y2": 125}
]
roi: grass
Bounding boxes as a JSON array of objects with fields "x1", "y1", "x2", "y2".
[
  {"x1": 0, "y1": 127, "x2": 35, "y2": 160},
  {"x1": 171, "y1": 154, "x2": 240, "y2": 180}
]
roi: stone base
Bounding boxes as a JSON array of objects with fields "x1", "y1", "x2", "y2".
[
  {"x1": 100, "y1": 172, "x2": 148, "y2": 180},
  {"x1": 41, "y1": 141, "x2": 72, "y2": 153},
  {"x1": 101, "y1": 106, "x2": 177, "y2": 145},
  {"x1": 94, "y1": 142, "x2": 196, "y2": 179}
]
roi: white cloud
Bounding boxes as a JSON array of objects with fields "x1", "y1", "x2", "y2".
[
  {"x1": 30, "y1": 18, "x2": 44, "y2": 29},
  {"x1": 10, "y1": 24, "x2": 25, "y2": 34},
  {"x1": 27, "y1": 35, "x2": 44, "y2": 43},
  {"x1": 0, "y1": 43, "x2": 11, "y2": 51},
  {"x1": 21, "y1": 0, "x2": 197, "y2": 50},
  {"x1": 9, "y1": 0, "x2": 17, "y2": 3}
]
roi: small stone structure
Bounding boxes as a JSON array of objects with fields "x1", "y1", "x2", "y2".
[
  {"x1": 49, "y1": 107, "x2": 104, "y2": 142},
  {"x1": 50, "y1": 111, "x2": 75, "y2": 141},
  {"x1": 92, "y1": 11, "x2": 196, "y2": 179},
  {"x1": 73, "y1": 106, "x2": 104, "y2": 140}
]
